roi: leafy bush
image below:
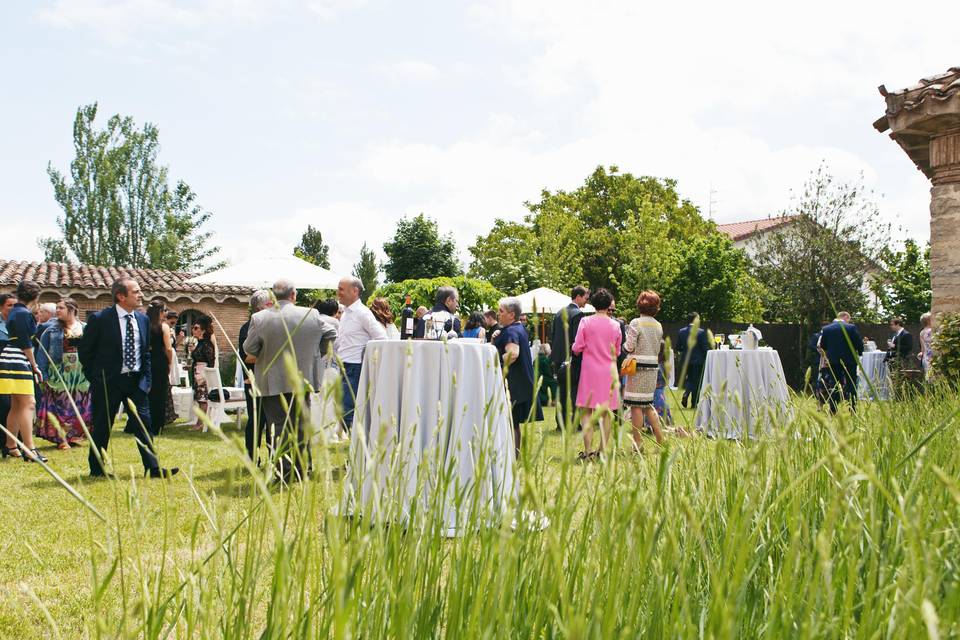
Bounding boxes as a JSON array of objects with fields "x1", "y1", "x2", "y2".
[
  {"x1": 372, "y1": 276, "x2": 503, "y2": 317},
  {"x1": 932, "y1": 311, "x2": 960, "y2": 383}
]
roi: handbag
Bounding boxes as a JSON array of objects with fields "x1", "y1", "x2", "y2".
[
  {"x1": 208, "y1": 388, "x2": 231, "y2": 402},
  {"x1": 620, "y1": 357, "x2": 637, "y2": 377}
]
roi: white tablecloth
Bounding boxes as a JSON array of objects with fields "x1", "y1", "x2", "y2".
[
  {"x1": 694, "y1": 349, "x2": 791, "y2": 439},
  {"x1": 346, "y1": 340, "x2": 517, "y2": 536},
  {"x1": 171, "y1": 387, "x2": 195, "y2": 423},
  {"x1": 858, "y1": 351, "x2": 891, "y2": 401}
]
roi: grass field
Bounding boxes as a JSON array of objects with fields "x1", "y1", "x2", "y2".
[{"x1": 1, "y1": 390, "x2": 959, "y2": 638}]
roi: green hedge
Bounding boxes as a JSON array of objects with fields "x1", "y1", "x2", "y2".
[{"x1": 371, "y1": 276, "x2": 503, "y2": 318}]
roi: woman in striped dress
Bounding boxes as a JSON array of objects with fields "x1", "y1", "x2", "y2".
[
  {"x1": 622, "y1": 290, "x2": 665, "y2": 449},
  {"x1": 0, "y1": 280, "x2": 47, "y2": 462}
]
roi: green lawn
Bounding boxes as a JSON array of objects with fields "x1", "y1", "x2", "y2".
[{"x1": 1, "y1": 392, "x2": 958, "y2": 638}]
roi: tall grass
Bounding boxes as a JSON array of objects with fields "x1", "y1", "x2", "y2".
[
  {"x1": 4, "y1": 382, "x2": 958, "y2": 638},
  {"x1": 7, "y1": 306, "x2": 960, "y2": 638}
]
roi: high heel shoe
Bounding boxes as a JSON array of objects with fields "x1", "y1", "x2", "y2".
[
  {"x1": 23, "y1": 448, "x2": 48, "y2": 463},
  {"x1": 2, "y1": 446, "x2": 22, "y2": 459}
]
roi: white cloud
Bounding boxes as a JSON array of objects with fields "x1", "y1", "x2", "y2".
[
  {"x1": 35, "y1": 0, "x2": 267, "y2": 42},
  {"x1": 305, "y1": 0, "x2": 367, "y2": 20},
  {"x1": 215, "y1": 201, "x2": 397, "y2": 276},
  {"x1": 378, "y1": 59, "x2": 442, "y2": 83},
  {"x1": 345, "y1": 0, "x2": 955, "y2": 257}
]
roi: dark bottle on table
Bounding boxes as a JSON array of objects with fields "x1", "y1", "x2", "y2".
[{"x1": 400, "y1": 295, "x2": 415, "y2": 339}]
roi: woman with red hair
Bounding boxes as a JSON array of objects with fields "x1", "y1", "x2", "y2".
[{"x1": 623, "y1": 290, "x2": 665, "y2": 449}]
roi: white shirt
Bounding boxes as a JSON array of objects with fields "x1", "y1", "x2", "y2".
[
  {"x1": 116, "y1": 305, "x2": 141, "y2": 373},
  {"x1": 335, "y1": 299, "x2": 387, "y2": 364}
]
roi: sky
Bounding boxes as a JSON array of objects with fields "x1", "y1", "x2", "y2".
[{"x1": 1, "y1": 0, "x2": 956, "y2": 276}]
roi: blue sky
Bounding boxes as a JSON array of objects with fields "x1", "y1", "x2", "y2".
[{"x1": 1, "y1": 0, "x2": 955, "y2": 275}]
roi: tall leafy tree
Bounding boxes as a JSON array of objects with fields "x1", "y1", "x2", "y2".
[
  {"x1": 353, "y1": 243, "x2": 380, "y2": 303},
  {"x1": 294, "y1": 224, "x2": 331, "y2": 269},
  {"x1": 872, "y1": 240, "x2": 931, "y2": 322},
  {"x1": 751, "y1": 165, "x2": 889, "y2": 327},
  {"x1": 41, "y1": 103, "x2": 221, "y2": 271},
  {"x1": 148, "y1": 181, "x2": 224, "y2": 271},
  {"x1": 526, "y1": 166, "x2": 712, "y2": 297},
  {"x1": 655, "y1": 234, "x2": 762, "y2": 322},
  {"x1": 469, "y1": 166, "x2": 725, "y2": 309},
  {"x1": 382, "y1": 213, "x2": 459, "y2": 282},
  {"x1": 467, "y1": 219, "x2": 544, "y2": 295}
]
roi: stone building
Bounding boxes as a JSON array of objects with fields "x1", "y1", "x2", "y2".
[
  {"x1": 875, "y1": 66, "x2": 960, "y2": 314},
  {"x1": 0, "y1": 259, "x2": 253, "y2": 362}
]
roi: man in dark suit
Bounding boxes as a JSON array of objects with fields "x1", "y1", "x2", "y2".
[
  {"x1": 676, "y1": 313, "x2": 711, "y2": 408},
  {"x1": 885, "y1": 317, "x2": 914, "y2": 397},
  {"x1": 818, "y1": 311, "x2": 864, "y2": 413},
  {"x1": 885, "y1": 317, "x2": 914, "y2": 367},
  {"x1": 550, "y1": 285, "x2": 588, "y2": 430},
  {"x1": 79, "y1": 277, "x2": 178, "y2": 478}
]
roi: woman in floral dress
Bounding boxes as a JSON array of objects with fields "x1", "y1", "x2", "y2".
[{"x1": 35, "y1": 298, "x2": 91, "y2": 449}]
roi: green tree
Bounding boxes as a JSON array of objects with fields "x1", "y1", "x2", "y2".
[
  {"x1": 353, "y1": 242, "x2": 380, "y2": 303},
  {"x1": 294, "y1": 224, "x2": 331, "y2": 269},
  {"x1": 872, "y1": 240, "x2": 931, "y2": 323},
  {"x1": 467, "y1": 219, "x2": 544, "y2": 295},
  {"x1": 147, "y1": 180, "x2": 224, "y2": 271},
  {"x1": 470, "y1": 166, "x2": 720, "y2": 307},
  {"x1": 382, "y1": 213, "x2": 459, "y2": 282},
  {"x1": 41, "y1": 103, "x2": 222, "y2": 271},
  {"x1": 751, "y1": 165, "x2": 889, "y2": 327},
  {"x1": 527, "y1": 166, "x2": 712, "y2": 297},
  {"x1": 656, "y1": 234, "x2": 762, "y2": 323}
]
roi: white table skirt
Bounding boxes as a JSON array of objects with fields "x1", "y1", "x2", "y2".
[
  {"x1": 346, "y1": 340, "x2": 517, "y2": 536},
  {"x1": 171, "y1": 387, "x2": 195, "y2": 423},
  {"x1": 858, "y1": 351, "x2": 890, "y2": 401},
  {"x1": 694, "y1": 349, "x2": 791, "y2": 439}
]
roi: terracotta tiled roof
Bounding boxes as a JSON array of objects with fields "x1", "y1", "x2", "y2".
[
  {"x1": 874, "y1": 67, "x2": 960, "y2": 179},
  {"x1": 0, "y1": 260, "x2": 252, "y2": 296},
  {"x1": 876, "y1": 67, "x2": 960, "y2": 124},
  {"x1": 716, "y1": 216, "x2": 797, "y2": 242}
]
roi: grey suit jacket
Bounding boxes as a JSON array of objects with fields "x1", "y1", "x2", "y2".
[{"x1": 242, "y1": 300, "x2": 337, "y2": 396}]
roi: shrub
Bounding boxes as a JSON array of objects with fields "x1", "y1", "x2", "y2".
[
  {"x1": 932, "y1": 311, "x2": 960, "y2": 383},
  {"x1": 372, "y1": 276, "x2": 503, "y2": 317}
]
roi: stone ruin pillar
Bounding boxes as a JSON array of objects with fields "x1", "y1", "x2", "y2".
[{"x1": 875, "y1": 67, "x2": 960, "y2": 314}]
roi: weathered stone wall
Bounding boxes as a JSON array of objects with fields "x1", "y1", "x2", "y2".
[{"x1": 930, "y1": 183, "x2": 960, "y2": 315}]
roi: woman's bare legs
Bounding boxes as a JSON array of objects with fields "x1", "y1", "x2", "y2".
[
  {"x1": 630, "y1": 405, "x2": 663, "y2": 451},
  {"x1": 598, "y1": 410, "x2": 612, "y2": 452},
  {"x1": 580, "y1": 407, "x2": 594, "y2": 454},
  {"x1": 8, "y1": 394, "x2": 37, "y2": 453}
]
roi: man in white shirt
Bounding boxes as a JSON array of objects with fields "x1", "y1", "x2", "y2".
[{"x1": 335, "y1": 276, "x2": 387, "y2": 430}]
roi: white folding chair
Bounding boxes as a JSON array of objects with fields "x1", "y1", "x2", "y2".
[{"x1": 202, "y1": 367, "x2": 247, "y2": 431}]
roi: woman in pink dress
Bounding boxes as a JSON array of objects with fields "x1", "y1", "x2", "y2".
[{"x1": 571, "y1": 288, "x2": 621, "y2": 459}]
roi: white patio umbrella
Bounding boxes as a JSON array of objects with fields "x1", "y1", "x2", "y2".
[
  {"x1": 514, "y1": 287, "x2": 595, "y2": 314},
  {"x1": 186, "y1": 255, "x2": 341, "y2": 290}
]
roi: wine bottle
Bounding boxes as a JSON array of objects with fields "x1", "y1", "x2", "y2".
[{"x1": 400, "y1": 295, "x2": 415, "y2": 339}]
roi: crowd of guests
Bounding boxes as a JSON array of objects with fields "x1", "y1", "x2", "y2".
[
  {"x1": 0, "y1": 270, "x2": 934, "y2": 477},
  {"x1": 0, "y1": 275, "x2": 706, "y2": 472},
  {"x1": 808, "y1": 311, "x2": 933, "y2": 412}
]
